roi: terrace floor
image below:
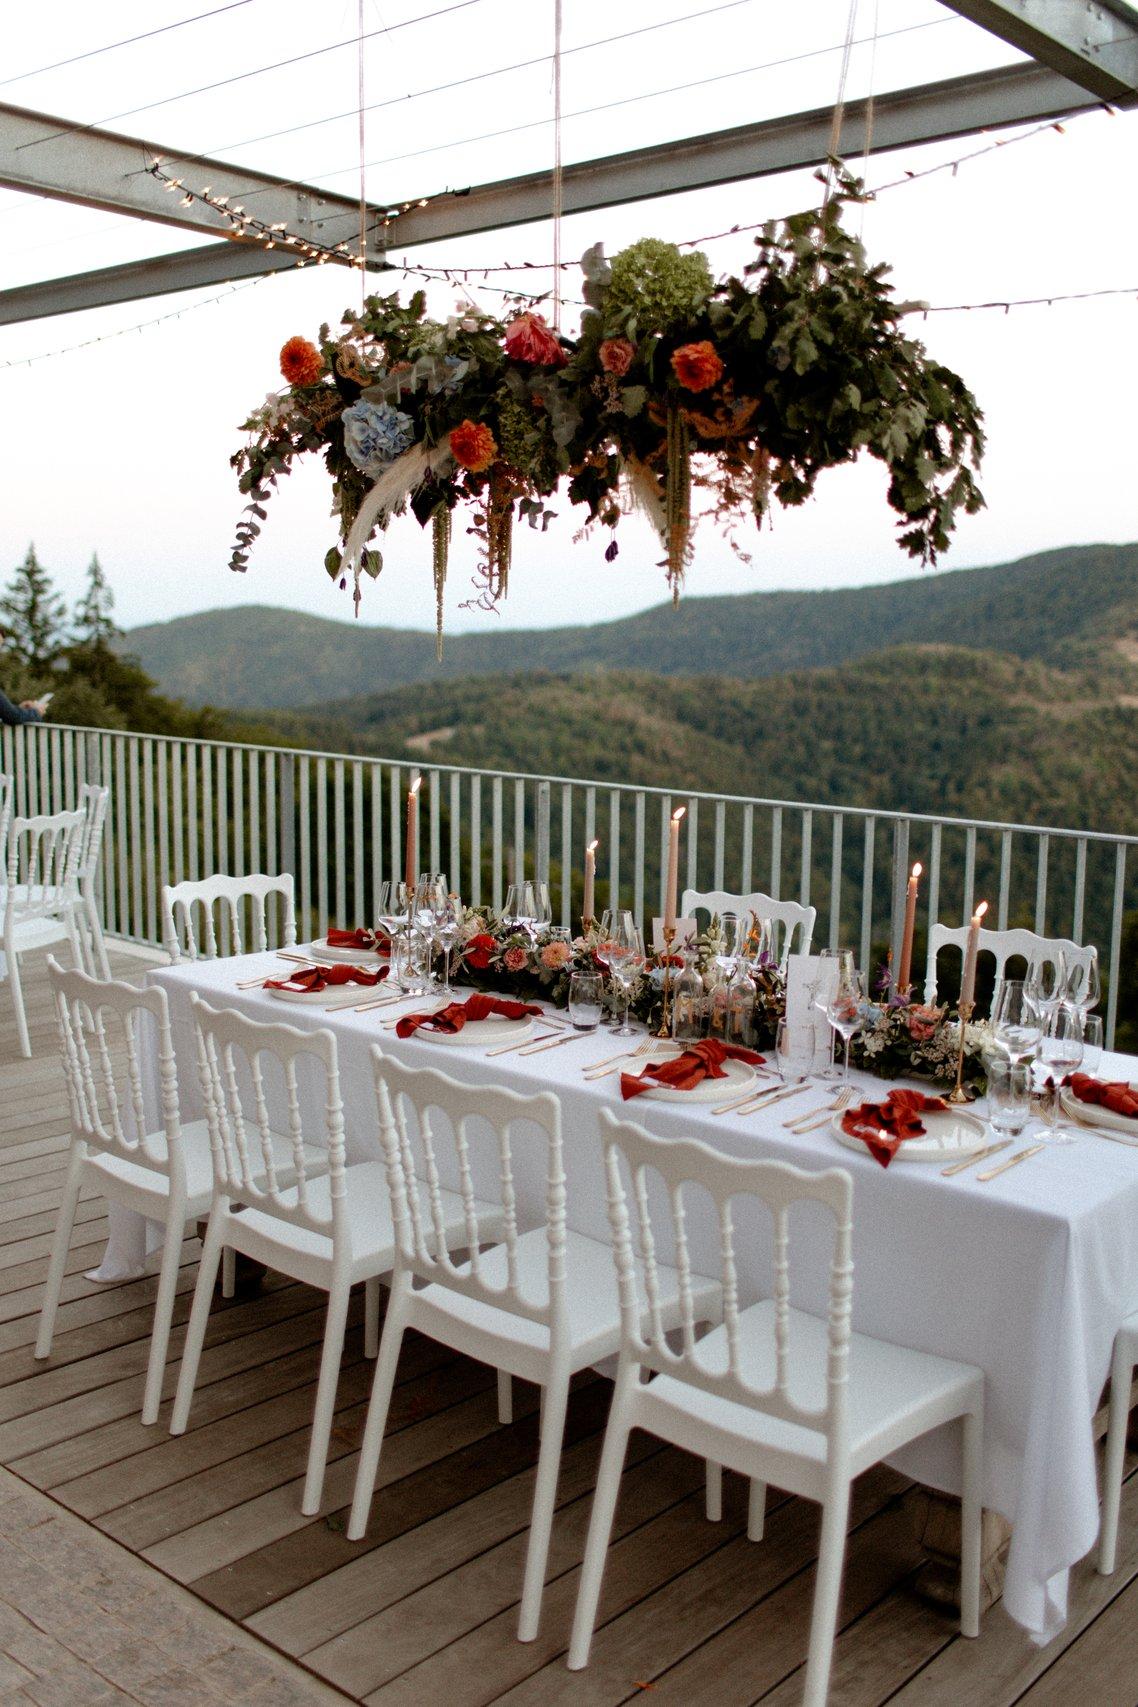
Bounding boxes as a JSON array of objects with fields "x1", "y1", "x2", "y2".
[{"x1": 3, "y1": 945, "x2": 1138, "y2": 1706}]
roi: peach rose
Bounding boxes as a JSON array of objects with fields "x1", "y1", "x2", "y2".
[
  {"x1": 599, "y1": 337, "x2": 635, "y2": 376},
  {"x1": 503, "y1": 945, "x2": 528, "y2": 973}
]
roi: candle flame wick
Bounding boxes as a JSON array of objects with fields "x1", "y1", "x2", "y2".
[
  {"x1": 976, "y1": 900, "x2": 989, "y2": 919},
  {"x1": 587, "y1": 839, "x2": 599, "y2": 853},
  {"x1": 672, "y1": 806, "x2": 686, "y2": 823},
  {"x1": 912, "y1": 862, "x2": 922, "y2": 878},
  {"x1": 409, "y1": 777, "x2": 421, "y2": 798}
]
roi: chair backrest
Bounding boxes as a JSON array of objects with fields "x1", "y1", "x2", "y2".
[
  {"x1": 372, "y1": 1048, "x2": 566, "y2": 1339},
  {"x1": 599, "y1": 1107, "x2": 854, "y2": 1450},
  {"x1": 922, "y1": 922, "x2": 1095, "y2": 1013},
  {"x1": 5, "y1": 808, "x2": 86, "y2": 927},
  {"x1": 191, "y1": 992, "x2": 343, "y2": 1242},
  {"x1": 162, "y1": 872, "x2": 297, "y2": 962},
  {"x1": 681, "y1": 887, "x2": 816, "y2": 969},
  {"x1": 77, "y1": 783, "x2": 109, "y2": 889},
  {"x1": 48, "y1": 956, "x2": 182, "y2": 1180}
]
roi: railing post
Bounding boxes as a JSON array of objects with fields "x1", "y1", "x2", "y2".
[{"x1": 536, "y1": 781, "x2": 551, "y2": 889}]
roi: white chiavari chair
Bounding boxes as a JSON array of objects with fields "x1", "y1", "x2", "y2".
[
  {"x1": 1098, "y1": 1312, "x2": 1138, "y2": 1575},
  {"x1": 350, "y1": 1050, "x2": 720, "y2": 1643},
  {"x1": 38, "y1": 960, "x2": 248, "y2": 1422},
  {"x1": 568, "y1": 1111, "x2": 984, "y2": 1704},
  {"x1": 923, "y1": 922, "x2": 1095, "y2": 1014},
  {"x1": 4, "y1": 807, "x2": 86, "y2": 1056},
  {"x1": 161, "y1": 872, "x2": 297, "y2": 963},
  {"x1": 681, "y1": 887, "x2": 816, "y2": 969}
]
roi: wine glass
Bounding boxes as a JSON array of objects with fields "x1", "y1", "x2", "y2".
[
  {"x1": 811, "y1": 948, "x2": 851, "y2": 1081},
  {"x1": 609, "y1": 925, "x2": 645, "y2": 1038},
  {"x1": 826, "y1": 962, "x2": 864, "y2": 1086},
  {"x1": 991, "y1": 980, "x2": 1043, "y2": 1063},
  {"x1": 413, "y1": 873, "x2": 447, "y2": 992},
  {"x1": 1027, "y1": 953, "x2": 1066, "y2": 1027},
  {"x1": 1063, "y1": 949, "x2": 1101, "y2": 1019},
  {"x1": 433, "y1": 893, "x2": 461, "y2": 997},
  {"x1": 1036, "y1": 1006, "x2": 1083, "y2": 1144},
  {"x1": 532, "y1": 882, "x2": 553, "y2": 929}
]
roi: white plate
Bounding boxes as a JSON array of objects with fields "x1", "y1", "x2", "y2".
[
  {"x1": 306, "y1": 940, "x2": 388, "y2": 967},
  {"x1": 265, "y1": 979, "x2": 380, "y2": 1003},
  {"x1": 624, "y1": 1055, "x2": 757, "y2": 1103},
  {"x1": 830, "y1": 1105, "x2": 987, "y2": 1161},
  {"x1": 417, "y1": 1013, "x2": 536, "y2": 1047},
  {"x1": 1062, "y1": 1085, "x2": 1138, "y2": 1135}
]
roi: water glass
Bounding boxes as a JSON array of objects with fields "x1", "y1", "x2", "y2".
[
  {"x1": 775, "y1": 1019, "x2": 815, "y2": 1085},
  {"x1": 568, "y1": 971, "x2": 604, "y2": 1031},
  {"x1": 1079, "y1": 1013, "x2": 1104, "y2": 1078},
  {"x1": 987, "y1": 1057, "x2": 1031, "y2": 1139}
]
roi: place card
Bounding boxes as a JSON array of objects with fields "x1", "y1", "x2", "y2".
[{"x1": 786, "y1": 953, "x2": 840, "y2": 1057}]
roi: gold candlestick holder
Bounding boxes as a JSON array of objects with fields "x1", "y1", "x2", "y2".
[
  {"x1": 657, "y1": 924, "x2": 677, "y2": 1038},
  {"x1": 947, "y1": 998, "x2": 975, "y2": 1104}
]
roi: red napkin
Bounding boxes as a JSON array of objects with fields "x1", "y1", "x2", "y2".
[
  {"x1": 263, "y1": 963, "x2": 388, "y2": 993},
  {"x1": 395, "y1": 992, "x2": 543, "y2": 1039},
  {"x1": 1067, "y1": 1072, "x2": 1138, "y2": 1119},
  {"x1": 620, "y1": 1038, "x2": 766, "y2": 1100},
  {"x1": 840, "y1": 1088, "x2": 949, "y2": 1168},
  {"x1": 326, "y1": 926, "x2": 390, "y2": 957}
]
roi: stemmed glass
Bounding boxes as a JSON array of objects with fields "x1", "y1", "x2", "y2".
[
  {"x1": 1036, "y1": 1006, "x2": 1083, "y2": 1144},
  {"x1": 1063, "y1": 949, "x2": 1101, "y2": 1022},
  {"x1": 991, "y1": 980, "x2": 1043, "y2": 1064},
  {"x1": 1027, "y1": 954, "x2": 1066, "y2": 1029},
  {"x1": 597, "y1": 908, "x2": 638, "y2": 1035},
  {"x1": 432, "y1": 893, "x2": 461, "y2": 997},
  {"x1": 811, "y1": 948, "x2": 849, "y2": 1081},
  {"x1": 826, "y1": 958, "x2": 864, "y2": 1086},
  {"x1": 503, "y1": 881, "x2": 539, "y2": 933}
]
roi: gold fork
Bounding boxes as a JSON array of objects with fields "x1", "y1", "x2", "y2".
[
  {"x1": 583, "y1": 1039, "x2": 659, "y2": 1080},
  {"x1": 786, "y1": 1086, "x2": 854, "y2": 1132}
]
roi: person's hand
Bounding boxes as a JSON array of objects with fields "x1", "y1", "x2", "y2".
[{"x1": 20, "y1": 698, "x2": 49, "y2": 715}]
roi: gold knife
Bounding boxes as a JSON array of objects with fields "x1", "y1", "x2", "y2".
[
  {"x1": 976, "y1": 1143, "x2": 1044, "y2": 1182},
  {"x1": 941, "y1": 1140, "x2": 1011, "y2": 1177}
]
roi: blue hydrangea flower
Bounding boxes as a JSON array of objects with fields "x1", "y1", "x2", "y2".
[{"x1": 341, "y1": 399, "x2": 415, "y2": 478}]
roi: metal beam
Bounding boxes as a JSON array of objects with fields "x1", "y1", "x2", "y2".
[
  {"x1": 940, "y1": 0, "x2": 1138, "y2": 102},
  {"x1": 0, "y1": 56, "x2": 1133, "y2": 325}
]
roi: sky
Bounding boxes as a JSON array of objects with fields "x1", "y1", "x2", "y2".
[{"x1": 0, "y1": 0, "x2": 1135, "y2": 637}]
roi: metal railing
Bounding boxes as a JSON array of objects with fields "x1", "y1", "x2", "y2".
[{"x1": 4, "y1": 718, "x2": 1135, "y2": 1045}]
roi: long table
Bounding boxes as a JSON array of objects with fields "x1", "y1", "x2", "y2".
[{"x1": 97, "y1": 948, "x2": 1138, "y2": 1643}]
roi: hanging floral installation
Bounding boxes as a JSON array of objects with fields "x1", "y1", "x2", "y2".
[{"x1": 231, "y1": 177, "x2": 986, "y2": 653}]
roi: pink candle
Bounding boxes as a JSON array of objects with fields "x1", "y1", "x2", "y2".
[
  {"x1": 664, "y1": 807, "x2": 685, "y2": 932},
  {"x1": 583, "y1": 839, "x2": 598, "y2": 925},
  {"x1": 404, "y1": 775, "x2": 421, "y2": 890},
  {"x1": 897, "y1": 862, "x2": 921, "y2": 996},
  {"x1": 960, "y1": 899, "x2": 988, "y2": 1008}
]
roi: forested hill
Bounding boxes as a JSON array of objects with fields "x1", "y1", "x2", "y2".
[{"x1": 124, "y1": 541, "x2": 1138, "y2": 709}]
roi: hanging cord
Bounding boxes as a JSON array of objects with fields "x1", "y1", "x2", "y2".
[
  {"x1": 859, "y1": 0, "x2": 879, "y2": 235},
  {"x1": 823, "y1": 0, "x2": 860, "y2": 212},
  {"x1": 552, "y1": 0, "x2": 563, "y2": 330},
  {"x1": 358, "y1": 0, "x2": 367, "y2": 307}
]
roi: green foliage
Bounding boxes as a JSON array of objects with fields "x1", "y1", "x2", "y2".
[
  {"x1": 603, "y1": 238, "x2": 714, "y2": 338},
  {"x1": 72, "y1": 553, "x2": 120, "y2": 647},
  {"x1": 0, "y1": 543, "x2": 68, "y2": 667}
]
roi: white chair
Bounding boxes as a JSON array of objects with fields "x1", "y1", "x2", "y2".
[
  {"x1": 37, "y1": 960, "x2": 253, "y2": 1423},
  {"x1": 349, "y1": 1050, "x2": 720, "y2": 1642},
  {"x1": 171, "y1": 997, "x2": 475, "y2": 1515},
  {"x1": 161, "y1": 872, "x2": 297, "y2": 963},
  {"x1": 681, "y1": 887, "x2": 816, "y2": 969},
  {"x1": 73, "y1": 782, "x2": 111, "y2": 978},
  {"x1": 1098, "y1": 1311, "x2": 1138, "y2": 1575},
  {"x1": 568, "y1": 1111, "x2": 984, "y2": 1704},
  {"x1": 922, "y1": 922, "x2": 1095, "y2": 1013},
  {"x1": 4, "y1": 807, "x2": 87, "y2": 1056}
]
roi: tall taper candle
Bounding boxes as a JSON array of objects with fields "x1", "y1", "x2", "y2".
[
  {"x1": 404, "y1": 775, "x2": 421, "y2": 891},
  {"x1": 583, "y1": 839, "x2": 598, "y2": 925},
  {"x1": 897, "y1": 862, "x2": 922, "y2": 996},
  {"x1": 664, "y1": 806, "x2": 686, "y2": 932},
  {"x1": 960, "y1": 899, "x2": 988, "y2": 1009}
]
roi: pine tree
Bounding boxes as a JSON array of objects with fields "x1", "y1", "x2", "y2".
[
  {"x1": 72, "y1": 552, "x2": 120, "y2": 648},
  {"x1": 0, "y1": 543, "x2": 67, "y2": 668}
]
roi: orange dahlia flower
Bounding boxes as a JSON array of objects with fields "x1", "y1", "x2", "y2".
[
  {"x1": 671, "y1": 340, "x2": 724, "y2": 392},
  {"x1": 449, "y1": 419, "x2": 498, "y2": 472},
  {"x1": 279, "y1": 336, "x2": 324, "y2": 387}
]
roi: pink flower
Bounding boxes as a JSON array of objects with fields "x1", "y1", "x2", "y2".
[
  {"x1": 503, "y1": 945, "x2": 529, "y2": 973},
  {"x1": 599, "y1": 337, "x2": 635, "y2": 376},
  {"x1": 906, "y1": 1005, "x2": 941, "y2": 1043},
  {"x1": 504, "y1": 313, "x2": 568, "y2": 368},
  {"x1": 463, "y1": 932, "x2": 497, "y2": 971},
  {"x1": 540, "y1": 941, "x2": 572, "y2": 971}
]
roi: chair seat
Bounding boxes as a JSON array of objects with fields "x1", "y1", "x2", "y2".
[
  {"x1": 413, "y1": 1227, "x2": 722, "y2": 1378},
  {"x1": 641, "y1": 1299, "x2": 981, "y2": 1488},
  {"x1": 89, "y1": 1123, "x2": 328, "y2": 1224},
  {"x1": 2, "y1": 914, "x2": 70, "y2": 952},
  {"x1": 232, "y1": 1163, "x2": 503, "y2": 1285}
]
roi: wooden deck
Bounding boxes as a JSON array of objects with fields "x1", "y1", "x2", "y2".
[{"x1": 3, "y1": 942, "x2": 1138, "y2": 1706}]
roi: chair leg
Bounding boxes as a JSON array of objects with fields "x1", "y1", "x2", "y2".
[
  {"x1": 960, "y1": 1406, "x2": 983, "y2": 1635},
  {"x1": 802, "y1": 1479, "x2": 852, "y2": 1707},
  {"x1": 347, "y1": 1281, "x2": 411, "y2": 1540},
  {"x1": 34, "y1": 1151, "x2": 86, "y2": 1359},
  {"x1": 221, "y1": 1246, "x2": 236, "y2": 1298},
  {"x1": 141, "y1": 1212, "x2": 185, "y2": 1426},
  {"x1": 518, "y1": 1368, "x2": 571, "y2": 1643},
  {"x1": 567, "y1": 1364, "x2": 638, "y2": 1670},
  {"x1": 364, "y1": 1276, "x2": 381, "y2": 1358},
  {"x1": 1100, "y1": 1339, "x2": 1133, "y2": 1575},
  {"x1": 169, "y1": 1213, "x2": 225, "y2": 1434},
  {"x1": 705, "y1": 1461, "x2": 722, "y2": 1522},
  {"x1": 86, "y1": 898, "x2": 111, "y2": 980},
  {"x1": 9, "y1": 943, "x2": 30, "y2": 1058},
  {"x1": 302, "y1": 1280, "x2": 351, "y2": 1517},
  {"x1": 748, "y1": 1478, "x2": 767, "y2": 1542},
  {"x1": 497, "y1": 1368, "x2": 513, "y2": 1424}
]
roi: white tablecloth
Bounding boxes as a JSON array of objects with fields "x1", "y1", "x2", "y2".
[{"x1": 100, "y1": 949, "x2": 1138, "y2": 1641}]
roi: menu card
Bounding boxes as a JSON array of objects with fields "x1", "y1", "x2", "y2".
[{"x1": 785, "y1": 953, "x2": 840, "y2": 1059}]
